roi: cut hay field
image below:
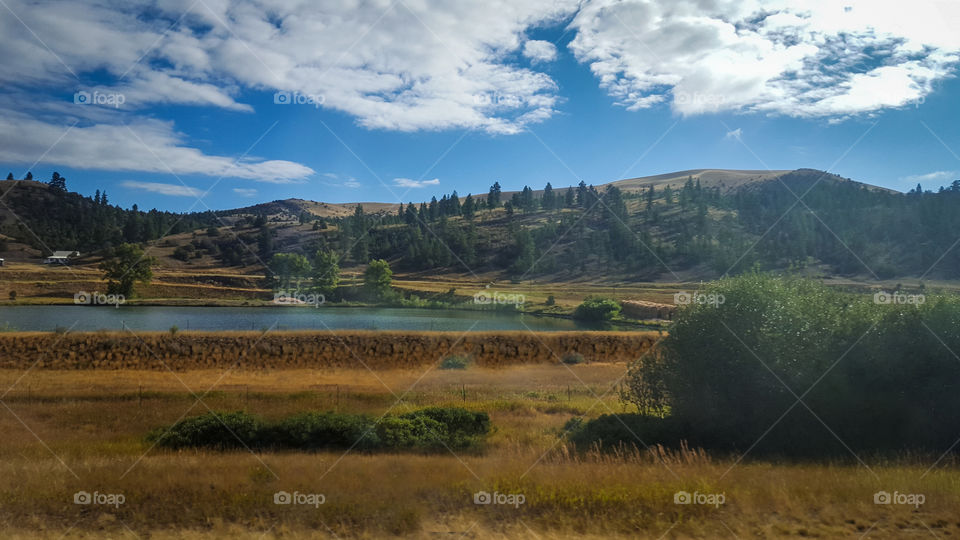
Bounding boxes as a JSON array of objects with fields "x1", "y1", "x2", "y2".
[{"x1": 1, "y1": 362, "x2": 959, "y2": 538}]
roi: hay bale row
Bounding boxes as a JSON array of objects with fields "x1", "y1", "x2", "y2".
[{"x1": 0, "y1": 331, "x2": 660, "y2": 370}]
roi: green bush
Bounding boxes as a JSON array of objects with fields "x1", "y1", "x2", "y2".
[
  {"x1": 148, "y1": 411, "x2": 265, "y2": 450},
  {"x1": 272, "y1": 412, "x2": 379, "y2": 450},
  {"x1": 147, "y1": 407, "x2": 490, "y2": 452},
  {"x1": 561, "y1": 352, "x2": 584, "y2": 365},
  {"x1": 567, "y1": 414, "x2": 687, "y2": 450},
  {"x1": 439, "y1": 355, "x2": 470, "y2": 370},
  {"x1": 401, "y1": 407, "x2": 490, "y2": 448},
  {"x1": 619, "y1": 273, "x2": 960, "y2": 456},
  {"x1": 572, "y1": 297, "x2": 621, "y2": 321},
  {"x1": 375, "y1": 416, "x2": 447, "y2": 449}
]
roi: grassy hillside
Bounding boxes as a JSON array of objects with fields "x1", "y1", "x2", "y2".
[{"x1": 3, "y1": 168, "x2": 959, "y2": 288}]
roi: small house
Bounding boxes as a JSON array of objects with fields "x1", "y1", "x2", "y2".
[{"x1": 43, "y1": 251, "x2": 79, "y2": 265}]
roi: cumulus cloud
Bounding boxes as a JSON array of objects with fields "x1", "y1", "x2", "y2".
[
  {"x1": 121, "y1": 180, "x2": 203, "y2": 197},
  {"x1": 0, "y1": 0, "x2": 578, "y2": 135},
  {"x1": 394, "y1": 178, "x2": 440, "y2": 188},
  {"x1": 567, "y1": 0, "x2": 960, "y2": 118},
  {"x1": 523, "y1": 40, "x2": 558, "y2": 63}
]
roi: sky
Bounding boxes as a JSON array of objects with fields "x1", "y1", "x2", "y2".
[{"x1": 1, "y1": 0, "x2": 960, "y2": 212}]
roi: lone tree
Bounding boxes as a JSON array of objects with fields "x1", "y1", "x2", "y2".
[
  {"x1": 48, "y1": 172, "x2": 66, "y2": 192},
  {"x1": 100, "y1": 243, "x2": 155, "y2": 297},
  {"x1": 363, "y1": 259, "x2": 392, "y2": 297}
]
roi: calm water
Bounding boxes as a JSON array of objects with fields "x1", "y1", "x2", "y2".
[{"x1": 0, "y1": 306, "x2": 597, "y2": 332}]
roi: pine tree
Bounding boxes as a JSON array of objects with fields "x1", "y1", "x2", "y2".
[
  {"x1": 576, "y1": 181, "x2": 588, "y2": 207},
  {"x1": 450, "y1": 191, "x2": 461, "y2": 216},
  {"x1": 542, "y1": 182, "x2": 555, "y2": 210},
  {"x1": 487, "y1": 182, "x2": 501, "y2": 209}
]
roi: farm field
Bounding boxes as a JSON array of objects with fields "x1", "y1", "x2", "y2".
[{"x1": 0, "y1": 363, "x2": 957, "y2": 538}]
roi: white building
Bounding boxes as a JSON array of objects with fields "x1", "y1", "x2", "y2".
[{"x1": 43, "y1": 251, "x2": 79, "y2": 264}]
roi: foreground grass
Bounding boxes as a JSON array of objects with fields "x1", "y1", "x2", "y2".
[{"x1": 1, "y1": 366, "x2": 958, "y2": 538}]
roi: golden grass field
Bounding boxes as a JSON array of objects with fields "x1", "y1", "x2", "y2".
[{"x1": 2, "y1": 361, "x2": 959, "y2": 539}]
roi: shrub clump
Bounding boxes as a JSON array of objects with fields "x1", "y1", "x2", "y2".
[
  {"x1": 271, "y1": 412, "x2": 380, "y2": 450},
  {"x1": 572, "y1": 297, "x2": 621, "y2": 321},
  {"x1": 439, "y1": 355, "x2": 470, "y2": 370},
  {"x1": 561, "y1": 352, "x2": 585, "y2": 365},
  {"x1": 147, "y1": 411, "x2": 264, "y2": 450},
  {"x1": 566, "y1": 414, "x2": 687, "y2": 451},
  {"x1": 606, "y1": 273, "x2": 960, "y2": 457},
  {"x1": 148, "y1": 407, "x2": 491, "y2": 452}
]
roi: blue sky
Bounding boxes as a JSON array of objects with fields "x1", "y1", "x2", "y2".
[{"x1": 1, "y1": 0, "x2": 959, "y2": 212}]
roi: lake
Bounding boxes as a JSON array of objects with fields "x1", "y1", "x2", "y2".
[{"x1": 0, "y1": 306, "x2": 608, "y2": 332}]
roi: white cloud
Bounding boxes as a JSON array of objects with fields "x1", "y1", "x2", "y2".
[
  {"x1": 523, "y1": 40, "x2": 558, "y2": 63},
  {"x1": 233, "y1": 188, "x2": 258, "y2": 197},
  {"x1": 567, "y1": 0, "x2": 960, "y2": 118},
  {"x1": 394, "y1": 178, "x2": 440, "y2": 188},
  {"x1": 0, "y1": 0, "x2": 579, "y2": 135},
  {"x1": 322, "y1": 173, "x2": 361, "y2": 188},
  {"x1": 122, "y1": 180, "x2": 203, "y2": 197},
  {"x1": 724, "y1": 128, "x2": 743, "y2": 140},
  {"x1": 900, "y1": 171, "x2": 958, "y2": 185},
  {"x1": 0, "y1": 113, "x2": 314, "y2": 183}
]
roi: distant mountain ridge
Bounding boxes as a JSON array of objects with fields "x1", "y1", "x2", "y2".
[{"x1": 215, "y1": 168, "x2": 889, "y2": 220}]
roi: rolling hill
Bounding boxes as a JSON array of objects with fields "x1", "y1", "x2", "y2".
[{"x1": 1, "y1": 169, "x2": 956, "y2": 286}]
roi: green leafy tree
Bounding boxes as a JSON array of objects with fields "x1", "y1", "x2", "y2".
[
  {"x1": 312, "y1": 250, "x2": 340, "y2": 296},
  {"x1": 100, "y1": 243, "x2": 155, "y2": 297},
  {"x1": 363, "y1": 259, "x2": 392, "y2": 296},
  {"x1": 269, "y1": 253, "x2": 311, "y2": 290}
]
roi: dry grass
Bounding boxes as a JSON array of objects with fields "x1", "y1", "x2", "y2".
[
  {"x1": 0, "y1": 330, "x2": 659, "y2": 370},
  {"x1": 1, "y1": 365, "x2": 959, "y2": 538}
]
